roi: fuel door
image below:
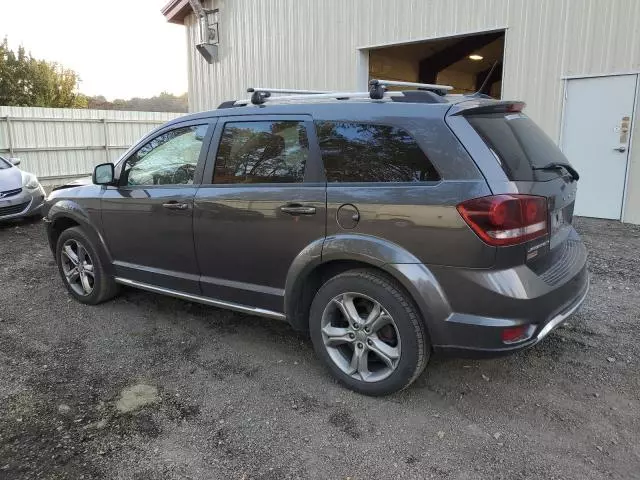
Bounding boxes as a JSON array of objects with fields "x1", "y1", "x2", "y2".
[{"x1": 336, "y1": 203, "x2": 360, "y2": 229}]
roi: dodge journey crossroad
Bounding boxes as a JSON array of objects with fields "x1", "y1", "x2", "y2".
[{"x1": 43, "y1": 83, "x2": 589, "y2": 395}]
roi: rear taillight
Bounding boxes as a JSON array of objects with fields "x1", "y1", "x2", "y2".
[
  {"x1": 501, "y1": 325, "x2": 532, "y2": 344},
  {"x1": 456, "y1": 195, "x2": 548, "y2": 246}
]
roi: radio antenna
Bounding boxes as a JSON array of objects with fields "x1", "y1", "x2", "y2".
[{"x1": 472, "y1": 61, "x2": 499, "y2": 97}]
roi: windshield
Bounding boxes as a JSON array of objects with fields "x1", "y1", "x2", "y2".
[
  {"x1": 0, "y1": 156, "x2": 12, "y2": 170},
  {"x1": 467, "y1": 112, "x2": 571, "y2": 181}
]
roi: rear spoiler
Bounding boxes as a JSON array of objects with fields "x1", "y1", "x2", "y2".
[{"x1": 448, "y1": 100, "x2": 526, "y2": 116}]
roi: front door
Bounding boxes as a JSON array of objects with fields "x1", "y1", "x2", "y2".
[
  {"x1": 101, "y1": 121, "x2": 214, "y2": 293},
  {"x1": 561, "y1": 74, "x2": 638, "y2": 219},
  {"x1": 194, "y1": 115, "x2": 326, "y2": 313}
]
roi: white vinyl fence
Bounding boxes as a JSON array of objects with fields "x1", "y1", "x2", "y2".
[{"x1": 0, "y1": 106, "x2": 183, "y2": 185}]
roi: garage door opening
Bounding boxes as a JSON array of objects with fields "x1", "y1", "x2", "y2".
[{"x1": 367, "y1": 31, "x2": 505, "y2": 97}]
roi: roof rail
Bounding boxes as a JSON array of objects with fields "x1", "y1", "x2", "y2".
[
  {"x1": 247, "y1": 87, "x2": 333, "y2": 105},
  {"x1": 247, "y1": 87, "x2": 331, "y2": 94},
  {"x1": 240, "y1": 90, "x2": 402, "y2": 106},
  {"x1": 238, "y1": 79, "x2": 455, "y2": 106},
  {"x1": 369, "y1": 79, "x2": 453, "y2": 98}
]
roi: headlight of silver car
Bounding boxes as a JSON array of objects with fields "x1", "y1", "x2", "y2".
[{"x1": 21, "y1": 172, "x2": 41, "y2": 190}]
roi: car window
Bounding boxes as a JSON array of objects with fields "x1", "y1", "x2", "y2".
[
  {"x1": 213, "y1": 121, "x2": 309, "y2": 184},
  {"x1": 466, "y1": 112, "x2": 570, "y2": 181},
  {"x1": 122, "y1": 125, "x2": 208, "y2": 186},
  {"x1": 315, "y1": 121, "x2": 440, "y2": 183},
  {"x1": 0, "y1": 156, "x2": 11, "y2": 169}
]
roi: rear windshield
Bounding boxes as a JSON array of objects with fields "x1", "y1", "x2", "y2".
[{"x1": 467, "y1": 112, "x2": 570, "y2": 181}]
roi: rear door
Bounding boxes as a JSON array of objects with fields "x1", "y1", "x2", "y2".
[{"x1": 193, "y1": 115, "x2": 326, "y2": 313}]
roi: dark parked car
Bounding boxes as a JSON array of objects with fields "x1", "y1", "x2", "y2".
[{"x1": 43, "y1": 83, "x2": 588, "y2": 395}]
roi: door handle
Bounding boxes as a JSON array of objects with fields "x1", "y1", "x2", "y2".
[
  {"x1": 162, "y1": 202, "x2": 190, "y2": 210},
  {"x1": 613, "y1": 146, "x2": 627, "y2": 153},
  {"x1": 280, "y1": 205, "x2": 316, "y2": 215}
]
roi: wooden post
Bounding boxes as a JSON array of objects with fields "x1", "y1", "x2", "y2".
[
  {"x1": 5, "y1": 116, "x2": 14, "y2": 157},
  {"x1": 103, "y1": 118, "x2": 109, "y2": 162}
]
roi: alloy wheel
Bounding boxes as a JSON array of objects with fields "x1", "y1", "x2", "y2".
[
  {"x1": 321, "y1": 292, "x2": 401, "y2": 382},
  {"x1": 60, "y1": 239, "x2": 95, "y2": 296}
]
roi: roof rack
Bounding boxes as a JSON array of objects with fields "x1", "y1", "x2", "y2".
[
  {"x1": 238, "y1": 90, "x2": 392, "y2": 106},
  {"x1": 235, "y1": 79, "x2": 455, "y2": 106},
  {"x1": 247, "y1": 87, "x2": 333, "y2": 104},
  {"x1": 247, "y1": 87, "x2": 331, "y2": 94},
  {"x1": 245, "y1": 88, "x2": 358, "y2": 105},
  {"x1": 368, "y1": 79, "x2": 453, "y2": 98}
]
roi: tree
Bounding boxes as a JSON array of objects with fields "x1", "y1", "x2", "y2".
[
  {"x1": 0, "y1": 37, "x2": 86, "y2": 108},
  {"x1": 0, "y1": 38, "x2": 187, "y2": 112},
  {"x1": 86, "y1": 92, "x2": 188, "y2": 113}
]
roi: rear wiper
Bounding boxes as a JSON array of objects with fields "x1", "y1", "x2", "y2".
[{"x1": 532, "y1": 162, "x2": 579, "y2": 181}]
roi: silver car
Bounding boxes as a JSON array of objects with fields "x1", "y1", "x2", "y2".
[{"x1": 0, "y1": 155, "x2": 45, "y2": 221}]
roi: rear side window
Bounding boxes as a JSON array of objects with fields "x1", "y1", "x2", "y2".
[
  {"x1": 466, "y1": 113, "x2": 570, "y2": 181},
  {"x1": 213, "y1": 121, "x2": 309, "y2": 184},
  {"x1": 315, "y1": 121, "x2": 440, "y2": 183}
]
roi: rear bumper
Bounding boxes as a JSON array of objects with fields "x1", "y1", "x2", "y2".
[
  {"x1": 433, "y1": 272, "x2": 589, "y2": 356},
  {"x1": 423, "y1": 230, "x2": 589, "y2": 355}
]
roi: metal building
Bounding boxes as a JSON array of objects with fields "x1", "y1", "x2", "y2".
[{"x1": 163, "y1": 0, "x2": 640, "y2": 224}]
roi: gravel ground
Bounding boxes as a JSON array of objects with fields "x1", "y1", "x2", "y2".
[{"x1": 0, "y1": 217, "x2": 638, "y2": 479}]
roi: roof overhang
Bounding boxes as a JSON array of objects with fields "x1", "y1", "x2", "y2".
[{"x1": 161, "y1": 0, "x2": 192, "y2": 25}]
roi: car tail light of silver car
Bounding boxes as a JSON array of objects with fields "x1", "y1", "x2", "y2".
[{"x1": 456, "y1": 195, "x2": 548, "y2": 247}]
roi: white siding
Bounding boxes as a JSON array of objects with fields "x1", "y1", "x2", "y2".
[
  {"x1": 186, "y1": 0, "x2": 640, "y2": 135},
  {"x1": 0, "y1": 107, "x2": 183, "y2": 182},
  {"x1": 183, "y1": 0, "x2": 640, "y2": 222}
]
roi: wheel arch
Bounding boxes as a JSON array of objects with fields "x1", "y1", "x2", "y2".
[
  {"x1": 46, "y1": 201, "x2": 114, "y2": 276},
  {"x1": 284, "y1": 234, "x2": 452, "y2": 340}
]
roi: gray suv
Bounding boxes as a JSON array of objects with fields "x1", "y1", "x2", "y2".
[{"x1": 43, "y1": 84, "x2": 588, "y2": 395}]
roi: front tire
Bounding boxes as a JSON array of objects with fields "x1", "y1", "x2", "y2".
[
  {"x1": 55, "y1": 226, "x2": 119, "y2": 305},
  {"x1": 309, "y1": 269, "x2": 430, "y2": 396}
]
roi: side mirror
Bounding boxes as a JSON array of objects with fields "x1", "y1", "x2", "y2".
[
  {"x1": 93, "y1": 163, "x2": 115, "y2": 185},
  {"x1": 9, "y1": 158, "x2": 20, "y2": 166}
]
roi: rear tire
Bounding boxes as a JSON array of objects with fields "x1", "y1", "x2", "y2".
[
  {"x1": 309, "y1": 269, "x2": 430, "y2": 396},
  {"x1": 55, "y1": 226, "x2": 119, "y2": 305}
]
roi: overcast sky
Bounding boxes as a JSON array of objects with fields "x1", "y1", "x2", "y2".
[{"x1": 0, "y1": 0, "x2": 188, "y2": 100}]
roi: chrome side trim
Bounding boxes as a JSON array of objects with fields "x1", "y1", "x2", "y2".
[
  {"x1": 113, "y1": 261, "x2": 200, "y2": 283},
  {"x1": 535, "y1": 275, "x2": 590, "y2": 343},
  {"x1": 200, "y1": 275, "x2": 285, "y2": 297},
  {"x1": 114, "y1": 277, "x2": 287, "y2": 321}
]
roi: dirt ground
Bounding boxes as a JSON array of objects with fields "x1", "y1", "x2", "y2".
[{"x1": 0, "y1": 217, "x2": 638, "y2": 480}]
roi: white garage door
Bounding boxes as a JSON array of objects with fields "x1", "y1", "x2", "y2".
[{"x1": 561, "y1": 75, "x2": 638, "y2": 220}]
